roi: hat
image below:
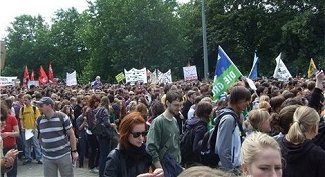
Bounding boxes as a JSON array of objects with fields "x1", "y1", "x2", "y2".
[{"x1": 35, "y1": 97, "x2": 55, "y2": 105}]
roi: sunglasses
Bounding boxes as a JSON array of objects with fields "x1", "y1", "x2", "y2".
[{"x1": 131, "y1": 131, "x2": 148, "y2": 138}]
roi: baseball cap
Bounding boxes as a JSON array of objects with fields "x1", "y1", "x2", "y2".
[{"x1": 35, "y1": 97, "x2": 55, "y2": 106}]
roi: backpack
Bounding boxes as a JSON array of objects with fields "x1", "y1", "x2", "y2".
[
  {"x1": 180, "y1": 123, "x2": 196, "y2": 165},
  {"x1": 36, "y1": 111, "x2": 67, "y2": 139},
  {"x1": 199, "y1": 108, "x2": 245, "y2": 167},
  {"x1": 21, "y1": 106, "x2": 37, "y2": 116}
]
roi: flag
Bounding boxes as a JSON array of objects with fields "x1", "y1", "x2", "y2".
[
  {"x1": 30, "y1": 70, "x2": 35, "y2": 81},
  {"x1": 39, "y1": 65, "x2": 48, "y2": 85},
  {"x1": 115, "y1": 72, "x2": 125, "y2": 83},
  {"x1": 273, "y1": 53, "x2": 292, "y2": 81},
  {"x1": 213, "y1": 46, "x2": 242, "y2": 100},
  {"x1": 23, "y1": 66, "x2": 29, "y2": 87},
  {"x1": 48, "y1": 64, "x2": 54, "y2": 83},
  {"x1": 248, "y1": 52, "x2": 259, "y2": 80},
  {"x1": 307, "y1": 58, "x2": 317, "y2": 78},
  {"x1": 66, "y1": 71, "x2": 77, "y2": 86}
]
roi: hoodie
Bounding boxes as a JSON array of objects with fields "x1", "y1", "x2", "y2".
[{"x1": 279, "y1": 137, "x2": 325, "y2": 177}]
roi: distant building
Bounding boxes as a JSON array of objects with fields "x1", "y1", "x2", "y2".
[{"x1": 0, "y1": 41, "x2": 6, "y2": 72}]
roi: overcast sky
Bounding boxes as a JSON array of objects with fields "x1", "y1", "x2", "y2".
[{"x1": 0, "y1": 0, "x2": 190, "y2": 39}]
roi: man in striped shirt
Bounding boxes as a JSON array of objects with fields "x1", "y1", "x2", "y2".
[{"x1": 35, "y1": 97, "x2": 78, "y2": 177}]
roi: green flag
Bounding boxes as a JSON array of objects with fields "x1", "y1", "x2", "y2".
[{"x1": 115, "y1": 72, "x2": 125, "y2": 83}]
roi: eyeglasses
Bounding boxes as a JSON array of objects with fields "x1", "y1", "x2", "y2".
[{"x1": 131, "y1": 131, "x2": 148, "y2": 138}]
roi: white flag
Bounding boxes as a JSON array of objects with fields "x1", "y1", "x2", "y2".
[
  {"x1": 66, "y1": 71, "x2": 77, "y2": 86},
  {"x1": 273, "y1": 53, "x2": 292, "y2": 81}
]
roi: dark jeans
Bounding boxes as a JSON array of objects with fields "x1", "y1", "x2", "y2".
[
  {"x1": 98, "y1": 137, "x2": 112, "y2": 177},
  {"x1": 78, "y1": 133, "x2": 87, "y2": 167},
  {"x1": 87, "y1": 134, "x2": 99, "y2": 169},
  {"x1": 1, "y1": 146, "x2": 18, "y2": 177}
]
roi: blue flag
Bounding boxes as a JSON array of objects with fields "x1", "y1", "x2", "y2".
[
  {"x1": 248, "y1": 53, "x2": 258, "y2": 80},
  {"x1": 213, "y1": 46, "x2": 242, "y2": 100}
]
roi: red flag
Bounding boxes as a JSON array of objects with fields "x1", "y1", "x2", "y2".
[
  {"x1": 23, "y1": 66, "x2": 30, "y2": 87},
  {"x1": 39, "y1": 65, "x2": 48, "y2": 85},
  {"x1": 48, "y1": 64, "x2": 54, "y2": 83},
  {"x1": 30, "y1": 70, "x2": 35, "y2": 81}
]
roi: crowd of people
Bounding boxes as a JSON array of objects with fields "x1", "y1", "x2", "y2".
[{"x1": 0, "y1": 70, "x2": 324, "y2": 177}]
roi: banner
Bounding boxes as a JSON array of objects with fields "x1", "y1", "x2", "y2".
[
  {"x1": 183, "y1": 66, "x2": 198, "y2": 81},
  {"x1": 248, "y1": 53, "x2": 258, "y2": 80},
  {"x1": 115, "y1": 72, "x2": 125, "y2": 83},
  {"x1": 307, "y1": 58, "x2": 317, "y2": 78},
  {"x1": 158, "y1": 69, "x2": 172, "y2": 83},
  {"x1": 0, "y1": 76, "x2": 17, "y2": 86},
  {"x1": 66, "y1": 71, "x2": 77, "y2": 86},
  {"x1": 27, "y1": 80, "x2": 39, "y2": 88},
  {"x1": 124, "y1": 68, "x2": 147, "y2": 84},
  {"x1": 148, "y1": 69, "x2": 158, "y2": 84},
  {"x1": 212, "y1": 46, "x2": 242, "y2": 101},
  {"x1": 272, "y1": 53, "x2": 292, "y2": 81}
]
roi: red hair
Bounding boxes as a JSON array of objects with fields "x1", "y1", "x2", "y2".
[{"x1": 119, "y1": 112, "x2": 145, "y2": 150}]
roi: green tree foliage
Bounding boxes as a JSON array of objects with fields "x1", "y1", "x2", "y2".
[{"x1": 2, "y1": 0, "x2": 324, "y2": 82}]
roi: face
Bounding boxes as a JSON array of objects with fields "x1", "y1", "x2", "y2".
[
  {"x1": 128, "y1": 123, "x2": 147, "y2": 147},
  {"x1": 167, "y1": 100, "x2": 182, "y2": 117},
  {"x1": 237, "y1": 99, "x2": 251, "y2": 112},
  {"x1": 37, "y1": 104, "x2": 51, "y2": 114},
  {"x1": 23, "y1": 98, "x2": 31, "y2": 105},
  {"x1": 244, "y1": 147, "x2": 282, "y2": 177}
]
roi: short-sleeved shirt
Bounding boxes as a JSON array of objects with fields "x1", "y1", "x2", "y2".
[
  {"x1": 19, "y1": 105, "x2": 40, "y2": 129},
  {"x1": 38, "y1": 112, "x2": 72, "y2": 160},
  {"x1": 1, "y1": 114, "x2": 18, "y2": 147}
]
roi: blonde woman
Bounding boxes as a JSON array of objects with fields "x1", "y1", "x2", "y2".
[
  {"x1": 246, "y1": 109, "x2": 271, "y2": 133},
  {"x1": 241, "y1": 132, "x2": 282, "y2": 177},
  {"x1": 279, "y1": 106, "x2": 325, "y2": 177}
]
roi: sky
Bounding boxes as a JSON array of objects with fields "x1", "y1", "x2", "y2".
[{"x1": 0, "y1": 0, "x2": 190, "y2": 39}]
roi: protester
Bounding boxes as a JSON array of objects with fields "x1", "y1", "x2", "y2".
[
  {"x1": 181, "y1": 100, "x2": 212, "y2": 166},
  {"x1": 246, "y1": 109, "x2": 271, "y2": 134},
  {"x1": 75, "y1": 107, "x2": 88, "y2": 168},
  {"x1": 104, "y1": 112, "x2": 163, "y2": 177},
  {"x1": 279, "y1": 106, "x2": 325, "y2": 177},
  {"x1": 19, "y1": 94, "x2": 42, "y2": 165},
  {"x1": 178, "y1": 166, "x2": 233, "y2": 177},
  {"x1": 35, "y1": 97, "x2": 78, "y2": 177},
  {"x1": 146, "y1": 91, "x2": 183, "y2": 177},
  {"x1": 1, "y1": 102, "x2": 19, "y2": 177},
  {"x1": 215, "y1": 86, "x2": 250, "y2": 171},
  {"x1": 241, "y1": 132, "x2": 282, "y2": 177}
]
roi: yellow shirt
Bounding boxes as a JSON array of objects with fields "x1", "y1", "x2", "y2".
[{"x1": 19, "y1": 105, "x2": 41, "y2": 129}]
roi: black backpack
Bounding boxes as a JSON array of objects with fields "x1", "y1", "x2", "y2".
[
  {"x1": 180, "y1": 123, "x2": 196, "y2": 165},
  {"x1": 199, "y1": 108, "x2": 245, "y2": 167}
]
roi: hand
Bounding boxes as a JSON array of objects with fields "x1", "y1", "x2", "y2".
[
  {"x1": 71, "y1": 152, "x2": 79, "y2": 163},
  {"x1": 3, "y1": 157, "x2": 15, "y2": 168},
  {"x1": 152, "y1": 168, "x2": 164, "y2": 177},
  {"x1": 1, "y1": 132, "x2": 10, "y2": 138},
  {"x1": 5, "y1": 149, "x2": 19, "y2": 158}
]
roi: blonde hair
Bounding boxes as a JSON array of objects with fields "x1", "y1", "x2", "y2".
[
  {"x1": 285, "y1": 106, "x2": 320, "y2": 144},
  {"x1": 241, "y1": 132, "x2": 280, "y2": 166},
  {"x1": 259, "y1": 95, "x2": 270, "y2": 102},
  {"x1": 248, "y1": 109, "x2": 270, "y2": 132},
  {"x1": 178, "y1": 166, "x2": 233, "y2": 177}
]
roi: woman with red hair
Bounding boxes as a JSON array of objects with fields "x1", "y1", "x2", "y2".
[{"x1": 104, "y1": 112, "x2": 163, "y2": 177}]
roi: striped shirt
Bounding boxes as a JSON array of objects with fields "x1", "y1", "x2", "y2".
[{"x1": 38, "y1": 112, "x2": 72, "y2": 160}]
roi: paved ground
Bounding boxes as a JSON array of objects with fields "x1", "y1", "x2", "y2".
[{"x1": 17, "y1": 159, "x2": 98, "y2": 177}]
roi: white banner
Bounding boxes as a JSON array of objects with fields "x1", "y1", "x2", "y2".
[
  {"x1": 148, "y1": 69, "x2": 158, "y2": 84},
  {"x1": 0, "y1": 76, "x2": 17, "y2": 86},
  {"x1": 66, "y1": 71, "x2": 77, "y2": 86},
  {"x1": 27, "y1": 81, "x2": 39, "y2": 88},
  {"x1": 273, "y1": 53, "x2": 292, "y2": 81},
  {"x1": 124, "y1": 68, "x2": 147, "y2": 84},
  {"x1": 158, "y1": 69, "x2": 172, "y2": 84},
  {"x1": 183, "y1": 66, "x2": 198, "y2": 81}
]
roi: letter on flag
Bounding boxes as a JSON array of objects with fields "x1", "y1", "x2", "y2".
[
  {"x1": 39, "y1": 65, "x2": 48, "y2": 85},
  {"x1": 307, "y1": 58, "x2": 317, "y2": 78},
  {"x1": 48, "y1": 64, "x2": 55, "y2": 83},
  {"x1": 213, "y1": 46, "x2": 242, "y2": 101},
  {"x1": 248, "y1": 53, "x2": 258, "y2": 80},
  {"x1": 23, "y1": 66, "x2": 30, "y2": 87},
  {"x1": 272, "y1": 53, "x2": 292, "y2": 81},
  {"x1": 115, "y1": 72, "x2": 125, "y2": 83}
]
